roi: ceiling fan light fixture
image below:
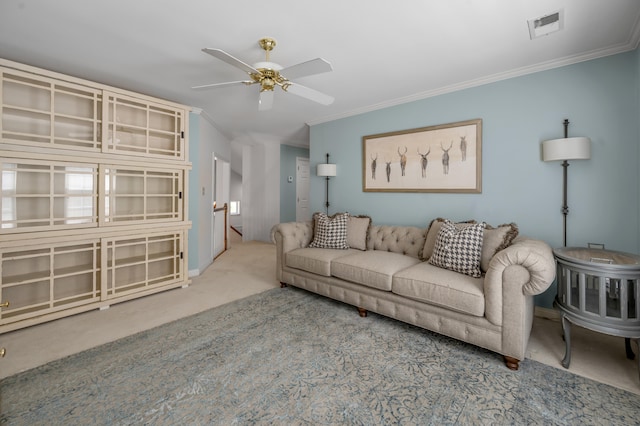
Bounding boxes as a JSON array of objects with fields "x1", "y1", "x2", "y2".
[{"x1": 261, "y1": 78, "x2": 276, "y2": 91}]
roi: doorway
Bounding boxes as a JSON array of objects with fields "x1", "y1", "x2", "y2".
[
  {"x1": 296, "y1": 157, "x2": 310, "y2": 221},
  {"x1": 212, "y1": 154, "x2": 230, "y2": 260}
]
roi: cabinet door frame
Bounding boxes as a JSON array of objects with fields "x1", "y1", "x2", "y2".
[
  {"x1": 99, "y1": 164, "x2": 184, "y2": 226},
  {"x1": 0, "y1": 157, "x2": 99, "y2": 234},
  {"x1": 102, "y1": 91, "x2": 185, "y2": 161},
  {"x1": 1, "y1": 67, "x2": 103, "y2": 152},
  {"x1": 100, "y1": 230, "x2": 185, "y2": 301},
  {"x1": 0, "y1": 238, "x2": 102, "y2": 325}
]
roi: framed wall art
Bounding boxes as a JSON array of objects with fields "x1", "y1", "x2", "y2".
[{"x1": 362, "y1": 118, "x2": 482, "y2": 193}]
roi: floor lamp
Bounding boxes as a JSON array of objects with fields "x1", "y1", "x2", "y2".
[
  {"x1": 317, "y1": 153, "x2": 336, "y2": 214},
  {"x1": 542, "y1": 119, "x2": 591, "y2": 247}
]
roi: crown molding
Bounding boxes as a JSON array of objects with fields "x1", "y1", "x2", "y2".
[{"x1": 307, "y1": 42, "x2": 639, "y2": 127}]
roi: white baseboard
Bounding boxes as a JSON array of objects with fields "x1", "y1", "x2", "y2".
[
  {"x1": 535, "y1": 306, "x2": 560, "y2": 320},
  {"x1": 188, "y1": 269, "x2": 200, "y2": 278}
]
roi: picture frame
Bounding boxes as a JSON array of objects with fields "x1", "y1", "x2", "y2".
[{"x1": 362, "y1": 118, "x2": 482, "y2": 193}]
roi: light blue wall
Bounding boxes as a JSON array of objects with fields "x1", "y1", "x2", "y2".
[
  {"x1": 187, "y1": 113, "x2": 200, "y2": 272},
  {"x1": 187, "y1": 112, "x2": 232, "y2": 273},
  {"x1": 280, "y1": 145, "x2": 310, "y2": 223},
  {"x1": 310, "y1": 50, "x2": 640, "y2": 308}
]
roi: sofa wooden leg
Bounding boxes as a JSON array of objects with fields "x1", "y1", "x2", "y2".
[
  {"x1": 504, "y1": 356, "x2": 520, "y2": 370},
  {"x1": 357, "y1": 307, "x2": 368, "y2": 318},
  {"x1": 280, "y1": 282, "x2": 288, "y2": 288}
]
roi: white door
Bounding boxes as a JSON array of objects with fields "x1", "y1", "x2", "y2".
[
  {"x1": 296, "y1": 157, "x2": 311, "y2": 221},
  {"x1": 212, "y1": 156, "x2": 231, "y2": 259}
]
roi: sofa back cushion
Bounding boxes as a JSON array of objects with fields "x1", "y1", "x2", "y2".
[{"x1": 367, "y1": 225, "x2": 426, "y2": 259}]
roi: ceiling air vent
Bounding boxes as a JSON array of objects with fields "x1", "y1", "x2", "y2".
[{"x1": 528, "y1": 9, "x2": 564, "y2": 39}]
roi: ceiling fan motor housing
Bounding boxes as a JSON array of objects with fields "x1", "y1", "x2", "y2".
[{"x1": 251, "y1": 67, "x2": 287, "y2": 92}]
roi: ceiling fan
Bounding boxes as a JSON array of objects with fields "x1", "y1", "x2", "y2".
[{"x1": 193, "y1": 37, "x2": 334, "y2": 111}]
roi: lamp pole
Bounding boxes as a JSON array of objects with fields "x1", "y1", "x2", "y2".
[
  {"x1": 324, "y1": 153, "x2": 330, "y2": 214},
  {"x1": 561, "y1": 119, "x2": 569, "y2": 247}
]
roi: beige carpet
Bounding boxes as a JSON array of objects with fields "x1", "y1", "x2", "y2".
[{"x1": 1, "y1": 236, "x2": 639, "y2": 395}]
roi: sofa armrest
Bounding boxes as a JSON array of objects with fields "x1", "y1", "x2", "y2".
[
  {"x1": 484, "y1": 237, "x2": 556, "y2": 325},
  {"x1": 483, "y1": 236, "x2": 556, "y2": 359},
  {"x1": 271, "y1": 222, "x2": 313, "y2": 281},
  {"x1": 487, "y1": 236, "x2": 556, "y2": 297},
  {"x1": 271, "y1": 221, "x2": 313, "y2": 251}
]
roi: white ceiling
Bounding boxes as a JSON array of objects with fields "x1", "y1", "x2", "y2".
[{"x1": 1, "y1": 0, "x2": 639, "y2": 150}]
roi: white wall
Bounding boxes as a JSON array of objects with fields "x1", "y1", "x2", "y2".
[
  {"x1": 229, "y1": 169, "x2": 242, "y2": 228},
  {"x1": 241, "y1": 140, "x2": 280, "y2": 242}
]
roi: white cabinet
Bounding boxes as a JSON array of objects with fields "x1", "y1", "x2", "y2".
[{"x1": 0, "y1": 59, "x2": 191, "y2": 333}]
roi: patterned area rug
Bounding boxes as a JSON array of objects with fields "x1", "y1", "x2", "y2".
[{"x1": 2, "y1": 287, "x2": 639, "y2": 425}]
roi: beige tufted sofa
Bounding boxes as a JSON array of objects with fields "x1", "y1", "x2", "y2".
[{"x1": 271, "y1": 221, "x2": 556, "y2": 370}]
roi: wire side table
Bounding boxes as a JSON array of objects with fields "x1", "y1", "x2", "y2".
[{"x1": 553, "y1": 246, "x2": 640, "y2": 380}]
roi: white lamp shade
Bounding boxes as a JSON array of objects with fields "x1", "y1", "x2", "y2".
[
  {"x1": 317, "y1": 163, "x2": 337, "y2": 177},
  {"x1": 542, "y1": 137, "x2": 591, "y2": 161}
]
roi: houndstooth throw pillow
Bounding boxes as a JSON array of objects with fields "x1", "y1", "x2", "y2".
[
  {"x1": 428, "y1": 219, "x2": 485, "y2": 278},
  {"x1": 309, "y1": 212, "x2": 349, "y2": 249}
]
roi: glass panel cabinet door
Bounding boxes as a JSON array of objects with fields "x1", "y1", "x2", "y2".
[
  {"x1": 103, "y1": 165, "x2": 183, "y2": 224},
  {"x1": 1, "y1": 159, "x2": 98, "y2": 232},
  {"x1": 103, "y1": 92, "x2": 185, "y2": 161},
  {"x1": 1, "y1": 68, "x2": 103, "y2": 151},
  {"x1": 104, "y1": 231, "x2": 183, "y2": 298},
  {"x1": 0, "y1": 241, "x2": 101, "y2": 324}
]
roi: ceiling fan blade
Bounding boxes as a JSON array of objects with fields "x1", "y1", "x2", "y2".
[
  {"x1": 202, "y1": 48, "x2": 259, "y2": 75},
  {"x1": 285, "y1": 83, "x2": 334, "y2": 106},
  {"x1": 280, "y1": 58, "x2": 332, "y2": 80},
  {"x1": 191, "y1": 80, "x2": 252, "y2": 90},
  {"x1": 259, "y1": 90, "x2": 274, "y2": 111}
]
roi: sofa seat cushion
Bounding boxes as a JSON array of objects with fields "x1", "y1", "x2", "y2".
[
  {"x1": 392, "y1": 262, "x2": 485, "y2": 317},
  {"x1": 286, "y1": 248, "x2": 358, "y2": 277},
  {"x1": 331, "y1": 250, "x2": 421, "y2": 291}
]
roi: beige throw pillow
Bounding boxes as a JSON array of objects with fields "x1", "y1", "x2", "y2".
[
  {"x1": 347, "y1": 215, "x2": 371, "y2": 251},
  {"x1": 480, "y1": 223, "x2": 519, "y2": 272}
]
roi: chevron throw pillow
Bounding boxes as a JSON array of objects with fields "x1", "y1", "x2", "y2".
[
  {"x1": 429, "y1": 219, "x2": 485, "y2": 278},
  {"x1": 309, "y1": 212, "x2": 349, "y2": 249}
]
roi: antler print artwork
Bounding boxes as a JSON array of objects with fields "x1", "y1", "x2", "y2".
[
  {"x1": 417, "y1": 147, "x2": 430, "y2": 178},
  {"x1": 397, "y1": 146, "x2": 408, "y2": 176},
  {"x1": 441, "y1": 141, "x2": 453, "y2": 175}
]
